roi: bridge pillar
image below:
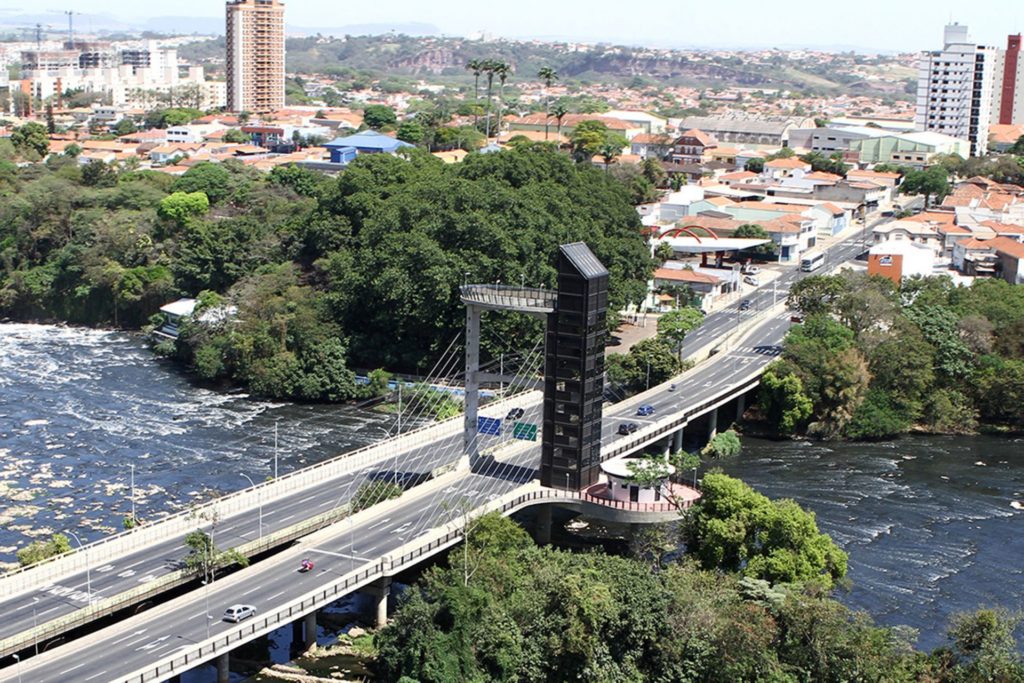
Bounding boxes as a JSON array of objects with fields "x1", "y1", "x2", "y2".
[
  {"x1": 291, "y1": 620, "x2": 304, "y2": 655},
  {"x1": 661, "y1": 437, "x2": 671, "y2": 458},
  {"x1": 707, "y1": 408, "x2": 718, "y2": 440},
  {"x1": 535, "y1": 505, "x2": 552, "y2": 545},
  {"x1": 303, "y1": 611, "x2": 317, "y2": 651},
  {"x1": 215, "y1": 652, "x2": 230, "y2": 683},
  {"x1": 735, "y1": 393, "x2": 746, "y2": 421},
  {"x1": 369, "y1": 578, "x2": 391, "y2": 628},
  {"x1": 672, "y1": 428, "x2": 683, "y2": 454},
  {"x1": 462, "y1": 304, "x2": 482, "y2": 470}
]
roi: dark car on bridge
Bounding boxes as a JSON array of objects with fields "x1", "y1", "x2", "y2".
[
  {"x1": 618, "y1": 422, "x2": 639, "y2": 435},
  {"x1": 505, "y1": 407, "x2": 525, "y2": 420},
  {"x1": 636, "y1": 404, "x2": 655, "y2": 417},
  {"x1": 739, "y1": 299, "x2": 751, "y2": 311}
]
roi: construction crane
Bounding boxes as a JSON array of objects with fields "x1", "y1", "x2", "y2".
[{"x1": 46, "y1": 9, "x2": 81, "y2": 46}]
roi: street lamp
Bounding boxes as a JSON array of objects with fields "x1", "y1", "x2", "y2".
[
  {"x1": 240, "y1": 473, "x2": 262, "y2": 542},
  {"x1": 129, "y1": 463, "x2": 136, "y2": 526},
  {"x1": 32, "y1": 597, "x2": 39, "y2": 655},
  {"x1": 12, "y1": 653, "x2": 21, "y2": 683},
  {"x1": 64, "y1": 530, "x2": 91, "y2": 603},
  {"x1": 691, "y1": 467, "x2": 698, "y2": 489},
  {"x1": 273, "y1": 421, "x2": 280, "y2": 480}
]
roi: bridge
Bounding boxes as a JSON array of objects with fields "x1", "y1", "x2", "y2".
[{"x1": 0, "y1": 231, "x2": 870, "y2": 683}]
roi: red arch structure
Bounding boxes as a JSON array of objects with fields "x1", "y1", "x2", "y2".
[
  {"x1": 658, "y1": 224, "x2": 725, "y2": 266},
  {"x1": 658, "y1": 224, "x2": 721, "y2": 241}
]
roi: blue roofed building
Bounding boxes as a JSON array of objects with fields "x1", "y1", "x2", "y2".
[{"x1": 323, "y1": 131, "x2": 414, "y2": 163}]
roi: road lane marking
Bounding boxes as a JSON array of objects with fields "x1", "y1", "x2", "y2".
[
  {"x1": 310, "y1": 548, "x2": 370, "y2": 561},
  {"x1": 111, "y1": 629, "x2": 147, "y2": 645},
  {"x1": 242, "y1": 584, "x2": 263, "y2": 596},
  {"x1": 84, "y1": 670, "x2": 108, "y2": 680},
  {"x1": 187, "y1": 610, "x2": 207, "y2": 620},
  {"x1": 300, "y1": 494, "x2": 316, "y2": 503},
  {"x1": 367, "y1": 518, "x2": 391, "y2": 530},
  {"x1": 268, "y1": 590, "x2": 286, "y2": 600},
  {"x1": 39, "y1": 605, "x2": 61, "y2": 615},
  {"x1": 59, "y1": 663, "x2": 87, "y2": 675},
  {"x1": 280, "y1": 513, "x2": 296, "y2": 522}
]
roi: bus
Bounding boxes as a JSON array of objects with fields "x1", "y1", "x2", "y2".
[{"x1": 800, "y1": 251, "x2": 825, "y2": 272}]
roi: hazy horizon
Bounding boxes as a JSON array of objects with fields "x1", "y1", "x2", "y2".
[{"x1": 0, "y1": 0, "x2": 1022, "y2": 53}]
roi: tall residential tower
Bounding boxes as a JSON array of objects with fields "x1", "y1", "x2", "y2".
[
  {"x1": 999, "y1": 34, "x2": 1024, "y2": 125},
  {"x1": 915, "y1": 23, "x2": 1001, "y2": 156},
  {"x1": 225, "y1": 0, "x2": 285, "y2": 114}
]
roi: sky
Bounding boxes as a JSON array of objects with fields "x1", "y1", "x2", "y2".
[{"x1": 0, "y1": 0, "x2": 1022, "y2": 52}]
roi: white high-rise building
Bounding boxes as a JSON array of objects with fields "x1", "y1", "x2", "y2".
[{"x1": 915, "y1": 23, "x2": 1002, "y2": 157}]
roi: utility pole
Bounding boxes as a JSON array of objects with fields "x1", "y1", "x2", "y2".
[
  {"x1": 646, "y1": 359, "x2": 651, "y2": 390},
  {"x1": 396, "y1": 382, "x2": 402, "y2": 434},
  {"x1": 273, "y1": 421, "x2": 279, "y2": 479},
  {"x1": 499, "y1": 353, "x2": 504, "y2": 396},
  {"x1": 129, "y1": 463, "x2": 135, "y2": 525},
  {"x1": 64, "y1": 10, "x2": 74, "y2": 45}
]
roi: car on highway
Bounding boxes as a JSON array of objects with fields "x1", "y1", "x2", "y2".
[
  {"x1": 790, "y1": 312, "x2": 805, "y2": 323},
  {"x1": 505, "y1": 407, "x2": 525, "y2": 420},
  {"x1": 636, "y1": 404, "x2": 655, "y2": 417},
  {"x1": 223, "y1": 604, "x2": 257, "y2": 623},
  {"x1": 743, "y1": 275, "x2": 760, "y2": 286},
  {"x1": 739, "y1": 299, "x2": 751, "y2": 311},
  {"x1": 741, "y1": 264, "x2": 761, "y2": 275},
  {"x1": 617, "y1": 422, "x2": 639, "y2": 435}
]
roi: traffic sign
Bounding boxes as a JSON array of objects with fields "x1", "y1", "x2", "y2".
[
  {"x1": 512, "y1": 422, "x2": 538, "y2": 441},
  {"x1": 478, "y1": 416, "x2": 502, "y2": 436}
]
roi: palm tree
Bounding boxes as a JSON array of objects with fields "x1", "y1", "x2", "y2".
[
  {"x1": 552, "y1": 103, "x2": 569, "y2": 143},
  {"x1": 482, "y1": 59, "x2": 499, "y2": 140},
  {"x1": 537, "y1": 67, "x2": 558, "y2": 140},
  {"x1": 599, "y1": 141, "x2": 621, "y2": 173},
  {"x1": 493, "y1": 62, "x2": 510, "y2": 142},
  {"x1": 466, "y1": 59, "x2": 484, "y2": 127}
]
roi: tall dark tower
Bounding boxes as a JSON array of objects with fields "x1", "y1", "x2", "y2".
[{"x1": 541, "y1": 243, "x2": 609, "y2": 490}]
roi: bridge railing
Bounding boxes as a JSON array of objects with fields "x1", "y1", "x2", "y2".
[
  {"x1": 114, "y1": 483, "x2": 568, "y2": 683},
  {"x1": 0, "y1": 390, "x2": 541, "y2": 599}
]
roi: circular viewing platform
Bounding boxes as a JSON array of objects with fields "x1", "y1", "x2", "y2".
[{"x1": 460, "y1": 284, "x2": 557, "y2": 313}]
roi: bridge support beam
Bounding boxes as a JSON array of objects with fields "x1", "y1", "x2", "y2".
[
  {"x1": 291, "y1": 620, "x2": 303, "y2": 654},
  {"x1": 707, "y1": 407, "x2": 718, "y2": 440},
  {"x1": 215, "y1": 652, "x2": 230, "y2": 683},
  {"x1": 661, "y1": 437, "x2": 671, "y2": 458},
  {"x1": 369, "y1": 578, "x2": 391, "y2": 628},
  {"x1": 672, "y1": 428, "x2": 683, "y2": 454},
  {"x1": 735, "y1": 393, "x2": 746, "y2": 421},
  {"x1": 462, "y1": 304, "x2": 482, "y2": 470},
  {"x1": 535, "y1": 505, "x2": 552, "y2": 545},
  {"x1": 303, "y1": 611, "x2": 317, "y2": 651}
]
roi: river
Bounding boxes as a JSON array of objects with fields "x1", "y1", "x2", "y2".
[{"x1": 1, "y1": 324, "x2": 1022, "y2": 652}]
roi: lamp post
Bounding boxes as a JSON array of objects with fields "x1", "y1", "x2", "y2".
[
  {"x1": 32, "y1": 597, "x2": 39, "y2": 656},
  {"x1": 64, "y1": 530, "x2": 91, "y2": 603},
  {"x1": 129, "y1": 463, "x2": 135, "y2": 526},
  {"x1": 691, "y1": 467, "x2": 698, "y2": 489},
  {"x1": 273, "y1": 421, "x2": 279, "y2": 480},
  {"x1": 240, "y1": 473, "x2": 261, "y2": 542},
  {"x1": 12, "y1": 653, "x2": 21, "y2": 683}
]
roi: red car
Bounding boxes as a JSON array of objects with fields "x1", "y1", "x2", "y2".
[{"x1": 299, "y1": 559, "x2": 314, "y2": 572}]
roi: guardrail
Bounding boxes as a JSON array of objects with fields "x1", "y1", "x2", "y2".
[
  {"x1": 0, "y1": 390, "x2": 541, "y2": 599},
  {"x1": 113, "y1": 484, "x2": 575, "y2": 683}
]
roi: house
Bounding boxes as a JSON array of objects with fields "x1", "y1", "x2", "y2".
[
  {"x1": 650, "y1": 264, "x2": 732, "y2": 311},
  {"x1": 953, "y1": 236, "x2": 998, "y2": 272},
  {"x1": 868, "y1": 239, "x2": 936, "y2": 283},
  {"x1": 850, "y1": 131, "x2": 970, "y2": 168},
  {"x1": 322, "y1": 131, "x2": 414, "y2": 164},
  {"x1": 762, "y1": 157, "x2": 811, "y2": 180},
  {"x1": 630, "y1": 133, "x2": 674, "y2": 160},
  {"x1": 603, "y1": 110, "x2": 668, "y2": 134},
  {"x1": 847, "y1": 169, "x2": 901, "y2": 190},
  {"x1": 872, "y1": 219, "x2": 943, "y2": 252},
  {"x1": 717, "y1": 170, "x2": 759, "y2": 186},
  {"x1": 677, "y1": 115, "x2": 816, "y2": 148},
  {"x1": 990, "y1": 237, "x2": 1024, "y2": 284},
  {"x1": 672, "y1": 129, "x2": 718, "y2": 164}
]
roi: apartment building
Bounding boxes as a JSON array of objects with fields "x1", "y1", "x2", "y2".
[
  {"x1": 915, "y1": 23, "x2": 1001, "y2": 156},
  {"x1": 226, "y1": 0, "x2": 286, "y2": 114},
  {"x1": 999, "y1": 34, "x2": 1024, "y2": 125}
]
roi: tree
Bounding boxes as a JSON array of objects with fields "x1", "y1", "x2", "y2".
[
  {"x1": 606, "y1": 338, "x2": 683, "y2": 393},
  {"x1": 899, "y1": 165, "x2": 950, "y2": 207},
  {"x1": 1007, "y1": 134, "x2": 1024, "y2": 155},
  {"x1": 16, "y1": 533, "x2": 71, "y2": 567},
  {"x1": 81, "y1": 160, "x2": 118, "y2": 188},
  {"x1": 11, "y1": 122, "x2": 49, "y2": 158},
  {"x1": 844, "y1": 389, "x2": 910, "y2": 440},
  {"x1": 537, "y1": 66, "x2": 559, "y2": 140},
  {"x1": 351, "y1": 480, "x2": 403, "y2": 512},
  {"x1": 222, "y1": 128, "x2": 248, "y2": 143},
  {"x1": 183, "y1": 526, "x2": 249, "y2": 580},
  {"x1": 945, "y1": 609, "x2": 1024, "y2": 682},
  {"x1": 597, "y1": 134, "x2": 628, "y2": 172},
  {"x1": 45, "y1": 103, "x2": 56, "y2": 134},
  {"x1": 158, "y1": 191, "x2": 210, "y2": 225},
  {"x1": 113, "y1": 118, "x2": 138, "y2": 136},
  {"x1": 809, "y1": 347, "x2": 871, "y2": 438},
  {"x1": 734, "y1": 223, "x2": 776, "y2": 256},
  {"x1": 396, "y1": 120, "x2": 425, "y2": 144},
  {"x1": 552, "y1": 102, "x2": 569, "y2": 140},
  {"x1": 657, "y1": 306, "x2": 705, "y2": 360},
  {"x1": 171, "y1": 162, "x2": 231, "y2": 203},
  {"x1": 363, "y1": 104, "x2": 397, "y2": 130},
  {"x1": 744, "y1": 157, "x2": 765, "y2": 173},
  {"x1": 759, "y1": 365, "x2": 813, "y2": 434},
  {"x1": 686, "y1": 472, "x2": 847, "y2": 588},
  {"x1": 787, "y1": 274, "x2": 848, "y2": 317},
  {"x1": 493, "y1": 61, "x2": 511, "y2": 141},
  {"x1": 702, "y1": 429, "x2": 742, "y2": 458},
  {"x1": 465, "y1": 59, "x2": 484, "y2": 127},
  {"x1": 569, "y1": 119, "x2": 611, "y2": 163}
]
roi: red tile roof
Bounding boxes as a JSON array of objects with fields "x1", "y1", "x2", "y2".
[{"x1": 653, "y1": 267, "x2": 722, "y2": 284}]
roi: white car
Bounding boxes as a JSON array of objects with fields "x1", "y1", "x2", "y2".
[
  {"x1": 742, "y1": 265, "x2": 761, "y2": 275},
  {"x1": 743, "y1": 275, "x2": 760, "y2": 286},
  {"x1": 223, "y1": 604, "x2": 257, "y2": 623}
]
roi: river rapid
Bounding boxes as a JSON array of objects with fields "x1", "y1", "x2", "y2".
[{"x1": 1, "y1": 324, "x2": 1022, "y2": 651}]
